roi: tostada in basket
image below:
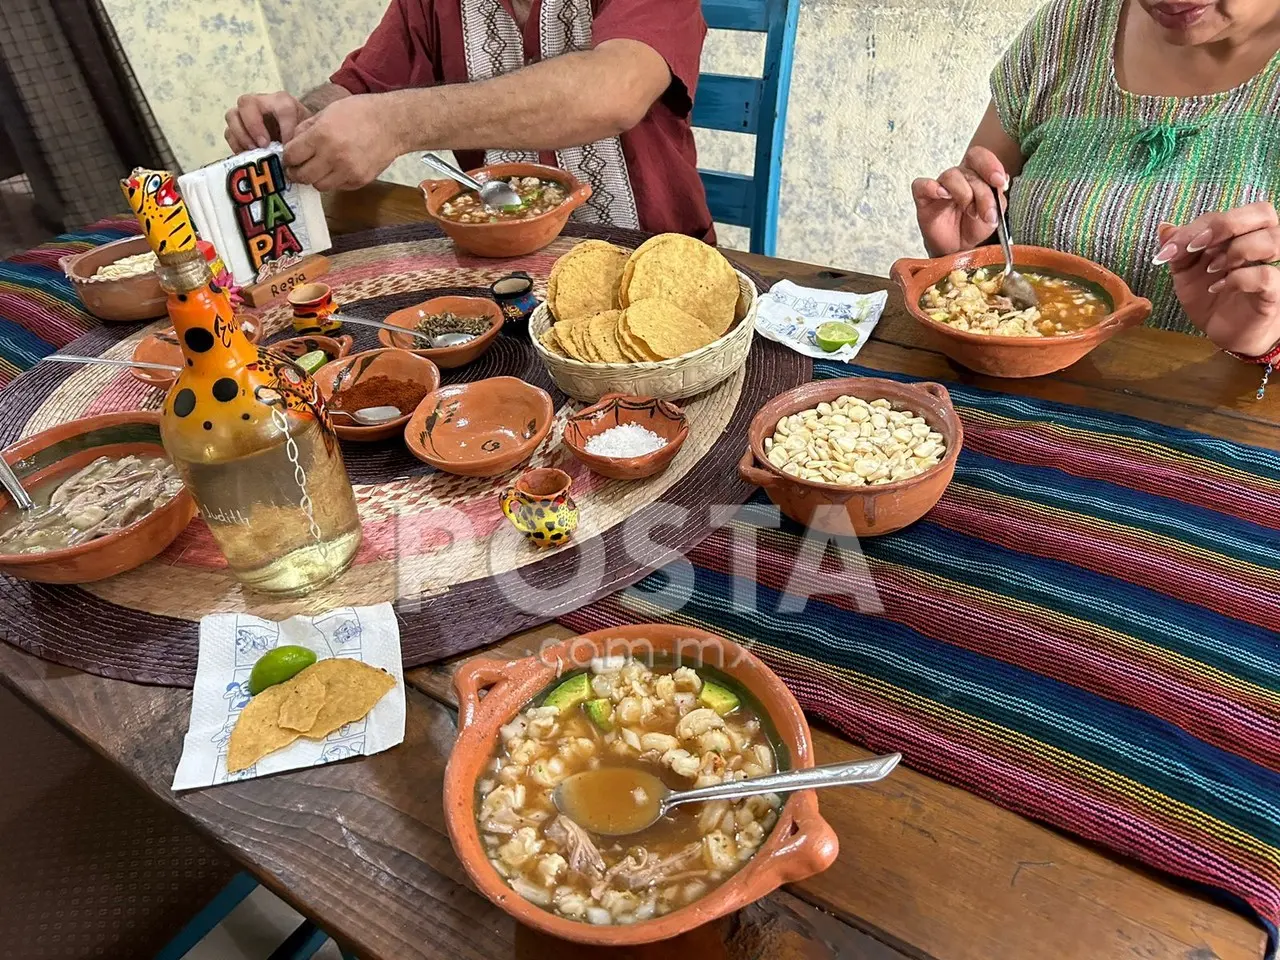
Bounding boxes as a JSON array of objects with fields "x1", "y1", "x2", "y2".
[{"x1": 530, "y1": 234, "x2": 758, "y2": 402}]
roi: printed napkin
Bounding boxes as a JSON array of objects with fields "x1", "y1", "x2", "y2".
[
  {"x1": 172, "y1": 604, "x2": 405, "y2": 790},
  {"x1": 754, "y1": 279, "x2": 888, "y2": 363}
]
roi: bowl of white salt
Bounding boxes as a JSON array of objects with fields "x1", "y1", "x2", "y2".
[{"x1": 562, "y1": 393, "x2": 689, "y2": 480}]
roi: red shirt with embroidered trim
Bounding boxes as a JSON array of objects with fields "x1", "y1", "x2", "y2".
[{"x1": 331, "y1": 0, "x2": 713, "y2": 240}]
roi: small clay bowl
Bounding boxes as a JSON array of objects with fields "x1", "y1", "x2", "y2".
[
  {"x1": 739, "y1": 377, "x2": 963, "y2": 537},
  {"x1": 405, "y1": 376, "x2": 554, "y2": 477},
  {"x1": 420, "y1": 161, "x2": 592, "y2": 258},
  {"x1": 61, "y1": 235, "x2": 167, "y2": 323},
  {"x1": 314, "y1": 348, "x2": 441, "y2": 442},
  {"x1": 890, "y1": 246, "x2": 1152, "y2": 378},
  {"x1": 378, "y1": 295, "x2": 504, "y2": 369},
  {"x1": 131, "y1": 316, "x2": 264, "y2": 390},
  {"x1": 444, "y1": 624, "x2": 839, "y2": 945},
  {"x1": 562, "y1": 393, "x2": 690, "y2": 480},
  {"x1": 271, "y1": 334, "x2": 355, "y2": 368},
  {"x1": 0, "y1": 411, "x2": 196, "y2": 584}
]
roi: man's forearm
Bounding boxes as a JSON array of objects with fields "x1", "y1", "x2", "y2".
[
  {"x1": 302, "y1": 82, "x2": 352, "y2": 115},
  {"x1": 385, "y1": 40, "x2": 667, "y2": 154}
]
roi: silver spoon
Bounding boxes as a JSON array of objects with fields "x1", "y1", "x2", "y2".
[
  {"x1": 45, "y1": 354, "x2": 181, "y2": 373},
  {"x1": 553, "y1": 752, "x2": 902, "y2": 837},
  {"x1": 991, "y1": 186, "x2": 1038, "y2": 311},
  {"x1": 329, "y1": 405, "x2": 403, "y2": 425},
  {"x1": 0, "y1": 456, "x2": 34, "y2": 512},
  {"x1": 332, "y1": 313, "x2": 480, "y2": 348},
  {"x1": 420, "y1": 154, "x2": 523, "y2": 211}
]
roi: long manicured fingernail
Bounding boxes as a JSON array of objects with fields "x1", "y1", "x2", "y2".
[
  {"x1": 1186, "y1": 229, "x2": 1214, "y2": 253},
  {"x1": 1205, "y1": 254, "x2": 1227, "y2": 274},
  {"x1": 1208, "y1": 278, "x2": 1227, "y2": 294},
  {"x1": 1152, "y1": 242, "x2": 1178, "y2": 265}
]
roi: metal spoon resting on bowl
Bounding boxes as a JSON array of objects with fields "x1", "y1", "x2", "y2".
[
  {"x1": 420, "y1": 154, "x2": 523, "y2": 211},
  {"x1": 331, "y1": 313, "x2": 479, "y2": 350},
  {"x1": 553, "y1": 752, "x2": 902, "y2": 837},
  {"x1": 991, "y1": 186, "x2": 1039, "y2": 311},
  {"x1": 329, "y1": 406, "x2": 403, "y2": 426}
]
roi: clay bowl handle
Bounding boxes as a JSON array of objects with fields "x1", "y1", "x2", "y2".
[
  {"x1": 1096, "y1": 295, "x2": 1153, "y2": 336},
  {"x1": 738, "y1": 446, "x2": 776, "y2": 489},
  {"x1": 564, "y1": 182, "x2": 593, "y2": 215},
  {"x1": 919, "y1": 381, "x2": 952, "y2": 404},
  {"x1": 890, "y1": 257, "x2": 934, "y2": 286},
  {"x1": 419, "y1": 178, "x2": 458, "y2": 221},
  {"x1": 453, "y1": 656, "x2": 514, "y2": 731}
]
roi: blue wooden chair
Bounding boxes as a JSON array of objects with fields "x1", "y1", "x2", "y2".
[{"x1": 694, "y1": 0, "x2": 801, "y2": 256}]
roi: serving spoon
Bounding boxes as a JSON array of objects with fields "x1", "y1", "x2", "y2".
[
  {"x1": 331, "y1": 313, "x2": 479, "y2": 349},
  {"x1": 420, "y1": 154, "x2": 523, "y2": 211},
  {"x1": 45, "y1": 354, "x2": 181, "y2": 373},
  {"x1": 0, "y1": 456, "x2": 34, "y2": 512},
  {"x1": 991, "y1": 186, "x2": 1039, "y2": 311},
  {"x1": 553, "y1": 752, "x2": 902, "y2": 837},
  {"x1": 329, "y1": 406, "x2": 403, "y2": 426}
]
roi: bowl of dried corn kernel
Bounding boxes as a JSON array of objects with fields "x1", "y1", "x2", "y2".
[{"x1": 739, "y1": 377, "x2": 963, "y2": 536}]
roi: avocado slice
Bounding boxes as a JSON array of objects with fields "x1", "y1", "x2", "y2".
[
  {"x1": 583, "y1": 698, "x2": 615, "y2": 731},
  {"x1": 543, "y1": 673, "x2": 591, "y2": 713},
  {"x1": 698, "y1": 679, "x2": 740, "y2": 717}
]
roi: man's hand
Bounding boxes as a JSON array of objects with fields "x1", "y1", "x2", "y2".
[
  {"x1": 224, "y1": 92, "x2": 312, "y2": 151},
  {"x1": 283, "y1": 94, "x2": 405, "y2": 192},
  {"x1": 1157, "y1": 202, "x2": 1280, "y2": 357}
]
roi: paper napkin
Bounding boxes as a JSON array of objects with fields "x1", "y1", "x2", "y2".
[
  {"x1": 172, "y1": 604, "x2": 405, "y2": 790},
  {"x1": 753, "y1": 279, "x2": 888, "y2": 363}
]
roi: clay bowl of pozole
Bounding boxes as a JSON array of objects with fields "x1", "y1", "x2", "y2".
[
  {"x1": 891, "y1": 245, "x2": 1152, "y2": 378},
  {"x1": 0, "y1": 411, "x2": 195, "y2": 584},
  {"x1": 444, "y1": 624, "x2": 839, "y2": 945},
  {"x1": 420, "y1": 162, "x2": 592, "y2": 258}
]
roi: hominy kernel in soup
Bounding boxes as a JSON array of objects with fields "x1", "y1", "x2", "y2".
[
  {"x1": 476, "y1": 657, "x2": 782, "y2": 924},
  {"x1": 921, "y1": 268, "x2": 1109, "y2": 337},
  {"x1": 439, "y1": 176, "x2": 568, "y2": 224}
]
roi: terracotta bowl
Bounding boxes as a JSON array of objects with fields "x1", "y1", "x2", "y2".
[
  {"x1": 0, "y1": 411, "x2": 196, "y2": 584},
  {"x1": 739, "y1": 377, "x2": 963, "y2": 537},
  {"x1": 61, "y1": 235, "x2": 167, "y2": 323},
  {"x1": 314, "y1": 348, "x2": 441, "y2": 442},
  {"x1": 420, "y1": 162, "x2": 592, "y2": 258},
  {"x1": 130, "y1": 316, "x2": 263, "y2": 390},
  {"x1": 444, "y1": 624, "x2": 839, "y2": 946},
  {"x1": 562, "y1": 393, "x2": 690, "y2": 480},
  {"x1": 378, "y1": 295, "x2": 505, "y2": 369},
  {"x1": 270, "y1": 333, "x2": 355, "y2": 368},
  {"x1": 890, "y1": 246, "x2": 1152, "y2": 378},
  {"x1": 405, "y1": 377, "x2": 554, "y2": 477}
]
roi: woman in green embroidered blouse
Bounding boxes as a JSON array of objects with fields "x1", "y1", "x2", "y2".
[{"x1": 912, "y1": 0, "x2": 1280, "y2": 361}]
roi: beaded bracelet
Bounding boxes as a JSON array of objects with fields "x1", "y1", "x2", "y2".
[{"x1": 1226, "y1": 339, "x2": 1280, "y2": 400}]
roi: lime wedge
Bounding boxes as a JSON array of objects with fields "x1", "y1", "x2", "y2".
[
  {"x1": 815, "y1": 321, "x2": 859, "y2": 352},
  {"x1": 295, "y1": 350, "x2": 328, "y2": 374},
  {"x1": 248, "y1": 645, "x2": 317, "y2": 695}
]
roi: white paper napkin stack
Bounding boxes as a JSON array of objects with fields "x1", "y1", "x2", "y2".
[
  {"x1": 753, "y1": 279, "x2": 889, "y2": 363},
  {"x1": 172, "y1": 603, "x2": 405, "y2": 790}
]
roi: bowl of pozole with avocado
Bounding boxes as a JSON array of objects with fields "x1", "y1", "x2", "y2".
[
  {"x1": 443, "y1": 624, "x2": 838, "y2": 945},
  {"x1": 891, "y1": 245, "x2": 1152, "y2": 378},
  {"x1": 421, "y1": 161, "x2": 592, "y2": 258}
]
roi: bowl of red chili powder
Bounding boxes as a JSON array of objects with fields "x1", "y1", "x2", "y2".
[{"x1": 315, "y1": 348, "x2": 442, "y2": 442}]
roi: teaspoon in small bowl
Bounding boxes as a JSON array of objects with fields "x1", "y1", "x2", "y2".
[
  {"x1": 991, "y1": 186, "x2": 1039, "y2": 311},
  {"x1": 329, "y1": 405, "x2": 403, "y2": 426}
]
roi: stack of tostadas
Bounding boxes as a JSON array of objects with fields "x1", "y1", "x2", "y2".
[{"x1": 539, "y1": 235, "x2": 743, "y2": 363}]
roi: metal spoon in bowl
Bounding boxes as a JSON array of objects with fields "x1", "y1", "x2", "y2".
[
  {"x1": 420, "y1": 154, "x2": 523, "y2": 211},
  {"x1": 329, "y1": 406, "x2": 403, "y2": 426},
  {"x1": 331, "y1": 313, "x2": 480, "y2": 349},
  {"x1": 991, "y1": 186, "x2": 1039, "y2": 311},
  {"x1": 0, "y1": 456, "x2": 34, "y2": 512},
  {"x1": 552, "y1": 752, "x2": 902, "y2": 837},
  {"x1": 44, "y1": 354, "x2": 181, "y2": 373}
]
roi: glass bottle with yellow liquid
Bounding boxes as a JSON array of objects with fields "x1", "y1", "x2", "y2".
[{"x1": 121, "y1": 168, "x2": 361, "y2": 595}]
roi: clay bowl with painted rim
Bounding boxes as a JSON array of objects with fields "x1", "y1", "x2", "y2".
[
  {"x1": 420, "y1": 161, "x2": 593, "y2": 258},
  {"x1": 739, "y1": 377, "x2": 963, "y2": 537},
  {"x1": 314, "y1": 348, "x2": 441, "y2": 442},
  {"x1": 61, "y1": 235, "x2": 167, "y2": 323},
  {"x1": 890, "y1": 246, "x2": 1152, "y2": 378},
  {"x1": 444, "y1": 623, "x2": 839, "y2": 945},
  {"x1": 130, "y1": 316, "x2": 264, "y2": 390},
  {"x1": 270, "y1": 333, "x2": 355, "y2": 369},
  {"x1": 405, "y1": 376, "x2": 554, "y2": 477},
  {"x1": 561, "y1": 393, "x2": 690, "y2": 480},
  {"x1": 0, "y1": 411, "x2": 196, "y2": 584},
  {"x1": 378, "y1": 295, "x2": 505, "y2": 369}
]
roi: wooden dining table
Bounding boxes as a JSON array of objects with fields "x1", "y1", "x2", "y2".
[{"x1": 1, "y1": 181, "x2": 1275, "y2": 960}]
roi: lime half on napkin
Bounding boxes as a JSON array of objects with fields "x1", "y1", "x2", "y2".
[
  {"x1": 815, "y1": 321, "x2": 860, "y2": 353},
  {"x1": 248, "y1": 645, "x2": 317, "y2": 695}
]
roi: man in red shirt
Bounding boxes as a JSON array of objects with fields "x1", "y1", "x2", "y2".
[{"x1": 224, "y1": 0, "x2": 712, "y2": 239}]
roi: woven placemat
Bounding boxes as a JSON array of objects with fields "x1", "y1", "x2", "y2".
[{"x1": 0, "y1": 222, "x2": 810, "y2": 685}]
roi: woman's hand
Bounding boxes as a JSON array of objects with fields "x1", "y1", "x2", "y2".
[
  {"x1": 1156, "y1": 202, "x2": 1280, "y2": 357},
  {"x1": 912, "y1": 147, "x2": 1009, "y2": 258}
]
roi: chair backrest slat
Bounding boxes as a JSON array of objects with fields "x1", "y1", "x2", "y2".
[
  {"x1": 691, "y1": 74, "x2": 762, "y2": 134},
  {"x1": 698, "y1": 170, "x2": 755, "y2": 228},
  {"x1": 702, "y1": 0, "x2": 769, "y2": 32}
]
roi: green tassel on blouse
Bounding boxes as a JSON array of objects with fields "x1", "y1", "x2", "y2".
[{"x1": 1136, "y1": 123, "x2": 1200, "y2": 175}]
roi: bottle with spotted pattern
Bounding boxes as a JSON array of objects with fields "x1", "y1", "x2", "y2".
[{"x1": 121, "y1": 169, "x2": 361, "y2": 596}]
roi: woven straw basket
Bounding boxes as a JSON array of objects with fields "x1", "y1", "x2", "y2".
[{"x1": 529, "y1": 270, "x2": 759, "y2": 402}]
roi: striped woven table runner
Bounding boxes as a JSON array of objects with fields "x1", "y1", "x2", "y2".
[
  {"x1": 562, "y1": 360, "x2": 1280, "y2": 952},
  {"x1": 0, "y1": 219, "x2": 140, "y2": 387}
]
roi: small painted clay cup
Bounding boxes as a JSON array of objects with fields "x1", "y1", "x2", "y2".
[
  {"x1": 499, "y1": 467, "x2": 579, "y2": 548},
  {"x1": 490, "y1": 272, "x2": 540, "y2": 331},
  {"x1": 288, "y1": 281, "x2": 341, "y2": 335}
]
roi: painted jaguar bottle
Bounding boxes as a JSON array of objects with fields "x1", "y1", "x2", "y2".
[{"x1": 121, "y1": 168, "x2": 361, "y2": 595}]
